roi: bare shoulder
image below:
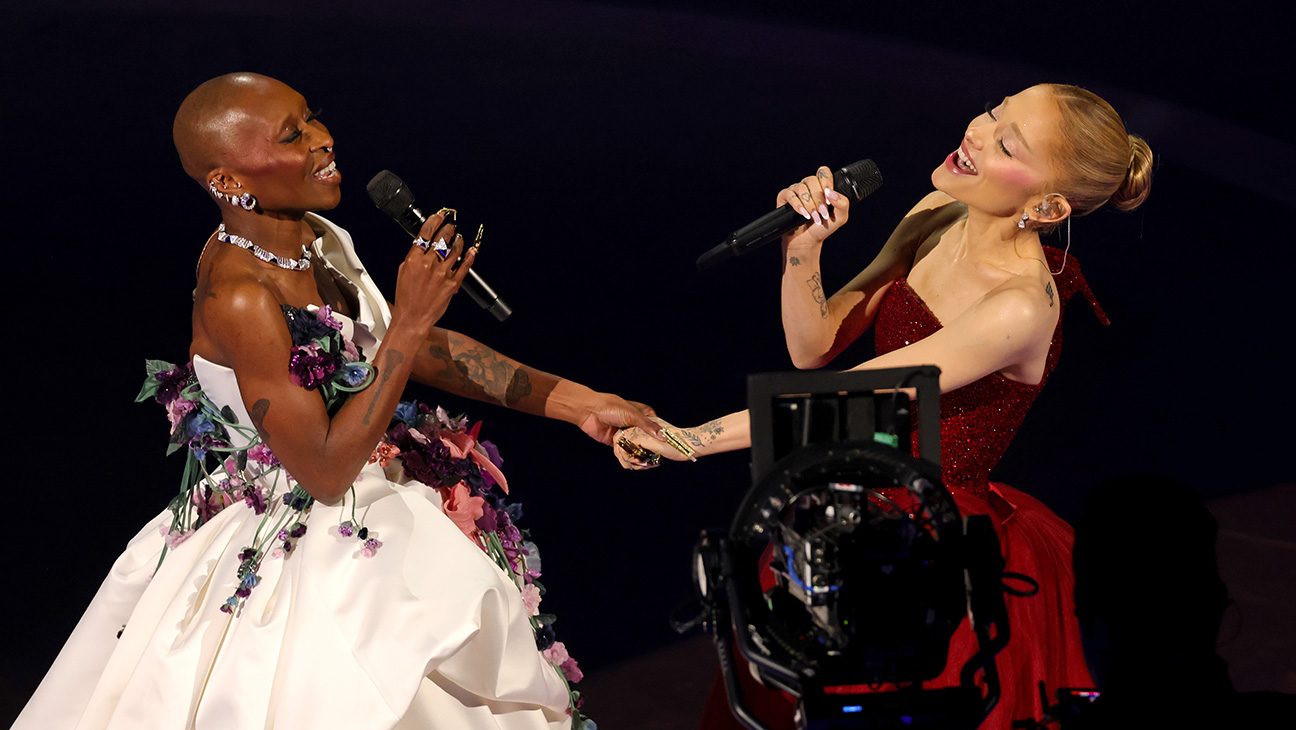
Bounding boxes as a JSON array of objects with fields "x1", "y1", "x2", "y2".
[
  {"x1": 979, "y1": 274, "x2": 1061, "y2": 332},
  {"x1": 195, "y1": 276, "x2": 292, "y2": 363}
]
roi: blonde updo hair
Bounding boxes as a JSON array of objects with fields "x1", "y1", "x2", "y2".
[{"x1": 1045, "y1": 84, "x2": 1153, "y2": 215}]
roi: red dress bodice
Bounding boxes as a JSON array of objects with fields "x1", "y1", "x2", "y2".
[{"x1": 873, "y1": 246, "x2": 1108, "y2": 498}]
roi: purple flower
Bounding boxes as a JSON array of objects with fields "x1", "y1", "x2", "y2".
[
  {"x1": 153, "y1": 364, "x2": 193, "y2": 405},
  {"x1": 480, "y1": 440, "x2": 504, "y2": 469},
  {"x1": 318, "y1": 305, "x2": 345, "y2": 331},
  {"x1": 288, "y1": 343, "x2": 341, "y2": 389},
  {"x1": 476, "y1": 503, "x2": 499, "y2": 533},
  {"x1": 289, "y1": 523, "x2": 307, "y2": 538},
  {"x1": 361, "y1": 537, "x2": 383, "y2": 558},
  {"x1": 281, "y1": 305, "x2": 336, "y2": 344},
  {"x1": 243, "y1": 485, "x2": 266, "y2": 514},
  {"x1": 338, "y1": 521, "x2": 355, "y2": 538}
]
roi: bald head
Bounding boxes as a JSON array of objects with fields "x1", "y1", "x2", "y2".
[{"x1": 172, "y1": 72, "x2": 296, "y2": 183}]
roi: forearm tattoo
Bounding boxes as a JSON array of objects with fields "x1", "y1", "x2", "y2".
[
  {"x1": 426, "y1": 334, "x2": 533, "y2": 407},
  {"x1": 807, "y1": 273, "x2": 829, "y2": 318},
  {"x1": 681, "y1": 419, "x2": 725, "y2": 449},
  {"x1": 1045, "y1": 282, "x2": 1055, "y2": 308},
  {"x1": 363, "y1": 349, "x2": 405, "y2": 425},
  {"x1": 250, "y1": 399, "x2": 271, "y2": 439}
]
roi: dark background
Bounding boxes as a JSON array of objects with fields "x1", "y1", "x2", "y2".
[{"x1": 3, "y1": 0, "x2": 1293, "y2": 723}]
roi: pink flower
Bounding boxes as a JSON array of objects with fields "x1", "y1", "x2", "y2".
[
  {"x1": 368, "y1": 441, "x2": 402, "y2": 468},
  {"x1": 521, "y1": 584, "x2": 542, "y2": 616},
  {"x1": 542, "y1": 642, "x2": 584, "y2": 682},
  {"x1": 165, "y1": 397, "x2": 196, "y2": 431},
  {"x1": 361, "y1": 537, "x2": 383, "y2": 558},
  {"x1": 440, "y1": 424, "x2": 510, "y2": 495},
  {"x1": 246, "y1": 443, "x2": 278, "y2": 467},
  {"x1": 543, "y1": 641, "x2": 570, "y2": 666},
  {"x1": 158, "y1": 524, "x2": 191, "y2": 550},
  {"x1": 559, "y1": 658, "x2": 584, "y2": 683},
  {"x1": 342, "y1": 338, "x2": 360, "y2": 361},
  {"x1": 439, "y1": 483, "x2": 486, "y2": 540}
]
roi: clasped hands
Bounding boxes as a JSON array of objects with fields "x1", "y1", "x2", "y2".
[{"x1": 611, "y1": 417, "x2": 696, "y2": 471}]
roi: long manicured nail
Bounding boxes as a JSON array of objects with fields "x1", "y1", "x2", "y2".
[
  {"x1": 818, "y1": 204, "x2": 830, "y2": 220},
  {"x1": 825, "y1": 189, "x2": 840, "y2": 203},
  {"x1": 797, "y1": 206, "x2": 811, "y2": 220},
  {"x1": 811, "y1": 210, "x2": 822, "y2": 226}
]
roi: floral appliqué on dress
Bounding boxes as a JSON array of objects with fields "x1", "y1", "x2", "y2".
[{"x1": 139, "y1": 305, "x2": 593, "y2": 727}]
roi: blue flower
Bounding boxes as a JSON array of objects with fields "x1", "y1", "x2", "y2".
[
  {"x1": 341, "y1": 363, "x2": 370, "y2": 387},
  {"x1": 185, "y1": 412, "x2": 215, "y2": 439},
  {"x1": 394, "y1": 401, "x2": 419, "y2": 425}
]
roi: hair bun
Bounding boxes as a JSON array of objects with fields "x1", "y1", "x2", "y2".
[{"x1": 1111, "y1": 134, "x2": 1153, "y2": 211}]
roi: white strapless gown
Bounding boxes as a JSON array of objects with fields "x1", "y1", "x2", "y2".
[{"x1": 14, "y1": 215, "x2": 572, "y2": 729}]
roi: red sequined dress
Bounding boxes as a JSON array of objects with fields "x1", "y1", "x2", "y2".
[{"x1": 703, "y1": 247, "x2": 1108, "y2": 730}]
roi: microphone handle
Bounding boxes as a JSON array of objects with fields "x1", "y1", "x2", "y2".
[
  {"x1": 392, "y1": 206, "x2": 512, "y2": 321},
  {"x1": 696, "y1": 205, "x2": 804, "y2": 270}
]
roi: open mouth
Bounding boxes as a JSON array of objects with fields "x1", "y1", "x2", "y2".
[
  {"x1": 313, "y1": 159, "x2": 339, "y2": 182},
  {"x1": 949, "y1": 143, "x2": 978, "y2": 175}
]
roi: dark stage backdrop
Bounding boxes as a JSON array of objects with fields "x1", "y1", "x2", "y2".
[{"x1": 3, "y1": 0, "x2": 1292, "y2": 722}]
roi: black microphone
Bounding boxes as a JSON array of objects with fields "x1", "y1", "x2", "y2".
[
  {"x1": 366, "y1": 170, "x2": 512, "y2": 322},
  {"x1": 696, "y1": 159, "x2": 882, "y2": 271}
]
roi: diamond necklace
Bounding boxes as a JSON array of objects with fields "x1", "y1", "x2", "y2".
[{"x1": 216, "y1": 223, "x2": 313, "y2": 271}]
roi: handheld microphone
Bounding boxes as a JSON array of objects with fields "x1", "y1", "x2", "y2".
[
  {"x1": 366, "y1": 170, "x2": 512, "y2": 321},
  {"x1": 696, "y1": 159, "x2": 882, "y2": 271}
]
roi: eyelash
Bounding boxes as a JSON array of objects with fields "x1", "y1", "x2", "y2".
[
  {"x1": 983, "y1": 102, "x2": 1013, "y2": 158},
  {"x1": 282, "y1": 109, "x2": 323, "y2": 143}
]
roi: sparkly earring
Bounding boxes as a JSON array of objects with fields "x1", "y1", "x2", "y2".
[
  {"x1": 1017, "y1": 211, "x2": 1030, "y2": 229},
  {"x1": 209, "y1": 181, "x2": 257, "y2": 210}
]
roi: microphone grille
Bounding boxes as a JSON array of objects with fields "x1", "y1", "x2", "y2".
[
  {"x1": 836, "y1": 159, "x2": 883, "y2": 202},
  {"x1": 366, "y1": 170, "x2": 414, "y2": 217}
]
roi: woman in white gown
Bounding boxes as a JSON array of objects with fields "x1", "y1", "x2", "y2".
[{"x1": 15, "y1": 72, "x2": 659, "y2": 730}]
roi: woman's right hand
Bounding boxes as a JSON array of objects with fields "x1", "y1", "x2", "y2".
[
  {"x1": 391, "y1": 211, "x2": 478, "y2": 338},
  {"x1": 778, "y1": 165, "x2": 852, "y2": 249}
]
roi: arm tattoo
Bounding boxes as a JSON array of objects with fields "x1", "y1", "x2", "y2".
[
  {"x1": 363, "y1": 349, "x2": 405, "y2": 425},
  {"x1": 250, "y1": 399, "x2": 271, "y2": 439},
  {"x1": 504, "y1": 368, "x2": 533, "y2": 406},
  {"x1": 427, "y1": 335, "x2": 531, "y2": 407},
  {"x1": 807, "y1": 273, "x2": 829, "y2": 318},
  {"x1": 681, "y1": 419, "x2": 725, "y2": 449},
  {"x1": 1044, "y1": 282, "x2": 1055, "y2": 308},
  {"x1": 789, "y1": 256, "x2": 801, "y2": 267}
]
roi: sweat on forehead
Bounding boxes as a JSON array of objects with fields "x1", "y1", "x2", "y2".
[{"x1": 172, "y1": 72, "x2": 301, "y2": 181}]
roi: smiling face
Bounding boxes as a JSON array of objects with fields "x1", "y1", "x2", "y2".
[
  {"x1": 931, "y1": 85, "x2": 1064, "y2": 218},
  {"x1": 175, "y1": 73, "x2": 342, "y2": 215}
]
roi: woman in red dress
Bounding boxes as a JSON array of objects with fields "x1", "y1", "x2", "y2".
[{"x1": 615, "y1": 83, "x2": 1152, "y2": 729}]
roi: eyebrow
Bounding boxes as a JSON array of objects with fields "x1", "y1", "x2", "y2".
[{"x1": 1000, "y1": 97, "x2": 1033, "y2": 153}]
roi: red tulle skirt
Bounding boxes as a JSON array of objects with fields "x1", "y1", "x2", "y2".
[{"x1": 699, "y1": 482, "x2": 1093, "y2": 730}]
